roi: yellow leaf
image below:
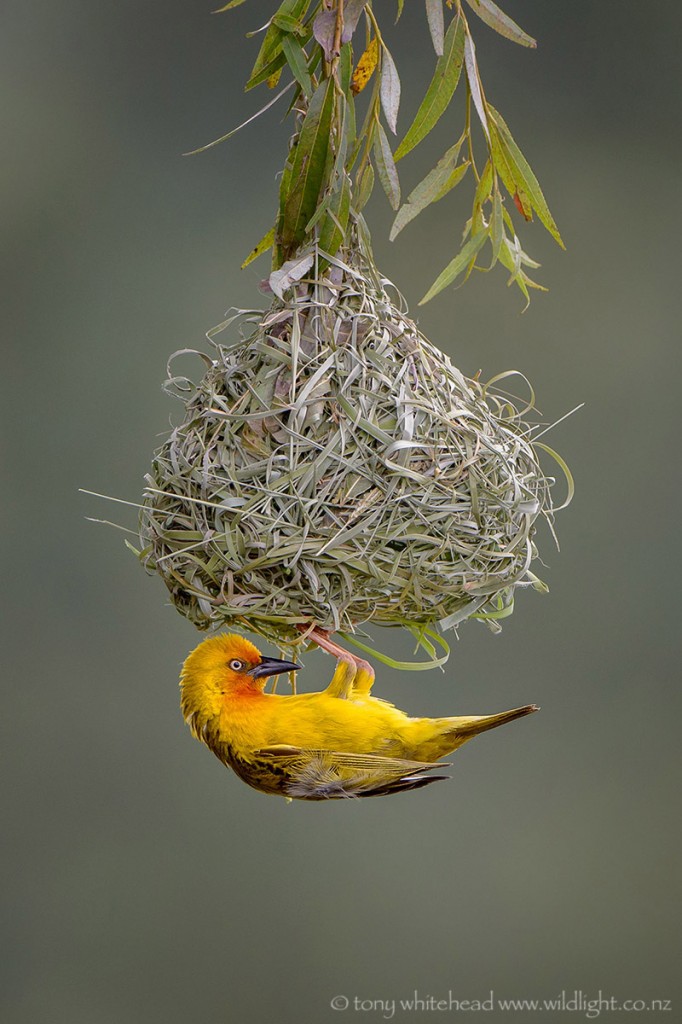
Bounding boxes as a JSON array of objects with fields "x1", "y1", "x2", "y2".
[
  {"x1": 241, "y1": 226, "x2": 275, "y2": 269},
  {"x1": 351, "y1": 37, "x2": 379, "y2": 95},
  {"x1": 267, "y1": 67, "x2": 283, "y2": 88}
]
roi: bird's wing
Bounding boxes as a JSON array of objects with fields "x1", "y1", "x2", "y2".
[{"x1": 254, "y1": 745, "x2": 451, "y2": 799}]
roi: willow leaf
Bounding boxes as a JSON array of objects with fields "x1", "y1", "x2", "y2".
[
  {"x1": 380, "y1": 46, "x2": 401, "y2": 134},
  {"x1": 497, "y1": 235, "x2": 546, "y2": 306},
  {"x1": 341, "y1": 0, "x2": 369, "y2": 43},
  {"x1": 463, "y1": 32, "x2": 490, "y2": 140},
  {"x1": 373, "y1": 121, "x2": 401, "y2": 210},
  {"x1": 279, "y1": 78, "x2": 335, "y2": 254},
  {"x1": 247, "y1": 0, "x2": 311, "y2": 89},
  {"x1": 241, "y1": 226, "x2": 276, "y2": 268},
  {"x1": 338, "y1": 42, "x2": 353, "y2": 96},
  {"x1": 319, "y1": 173, "x2": 352, "y2": 257},
  {"x1": 312, "y1": 8, "x2": 336, "y2": 60},
  {"x1": 394, "y1": 13, "x2": 465, "y2": 160},
  {"x1": 246, "y1": 50, "x2": 288, "y2": 91},
  {"x1": 419, "y1": 230, "x2": 488, "y2": 303},
  {"x1": 281, "y1": 34, "x2": 312, "y2": 98},
  {"x1": 425, "y1": 0, "x2": 444, "y2": 55},
  {"x1": 354, "y1": 162, "x2": 375, "y2": 211},
  {"x1": 487, "y1": 120, "x2": 521, "y2": 209},
  {"x1": 490, "y1": 189, "x2": 504, "y2": 263},
  {"x1": 432, "y1": 159, "x2": 469, "y2": 201},
  {"x1": 390, "y1": 140, "x2": 464, "y2": 240},
  {"x1": 351, "y1": 36, "x2": 379, "y2": 95},
  {"x1": 489, "y1": 106, "x2": 564, "y2": 247},
  {"x1": 269, "y1": 252, "x2": 314, "y2": 298},
  {"x1": 464, "y1": 0, "x2": 536, "y2": 48},
  {"x1": 214, "y1": 0, "x2": 248, "y2": 10},
  {"x1": 272, "y1": 12, "x2": 307, "y2": 35},
  {"x1": 472, "y1": 157, "x2": 493, "y2": 233}
]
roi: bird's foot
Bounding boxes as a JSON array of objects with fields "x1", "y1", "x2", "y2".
[{"x1": 296, "y1": 625, "x2": 375, "y2": 695}]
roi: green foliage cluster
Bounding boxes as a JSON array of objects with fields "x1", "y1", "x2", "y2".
[{"x1": 205, "y1": 0, "x2": 563, "y2": 306}]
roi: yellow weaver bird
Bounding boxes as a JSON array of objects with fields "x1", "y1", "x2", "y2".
[{"x1": 180, "y1": 632, "x2": 538, "y2": 801}]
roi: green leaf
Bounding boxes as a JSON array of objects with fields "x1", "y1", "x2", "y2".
[
  {"x1": 490, "y1": 188, "x2": 504, "y2": 264},
  {"x1": 213, "y1": 0, "x2": 248, "y2": 10},
  {"x1": 380, "y1": 46, "x2": 401, "y2": 134},
  {"x1": 432, "y1": 158, "x2": 469, "y2": 200},
  {"x1": 305, "y1": 91, "x2": 349, "y2": 237},
  {"x1": 247, "y1": 0, "x2": 311, "y2": 89},
  {"x1": 488, "y1": 124, "x2": 523, "y2": 209},
  {"x1": 279, "y1": 78, "x2": 336, "y2": 255},
  {"x1": 497, "y1": 234, "x2": 546, "y2": 307},
  {"x1": 338, "y1": 42, "x2": 353, "y2": 96},
  {"x1": 281, "y1": 34, "x2": 313, "y2": 98},
  {"x1": 425, "y1": 0, "x2": 444, "y2": 55},
  {"x1": 489, "y1": 106, "x2": 564, "y2": 247},
  {"x1": 464, "y1": 0, "x2": 536, "y2": 48},
  {"x1": 463, "y1": 31, "x2": 490, "y2": 140},
  {"x1": 419, "y1": 230, "x2": 488, "y2": 303},
  {"x1": 470, "y1": 157, "x2": 493, "y2": 234},
  {"x1": 373, "y1": 121, "x2": 401, "y2": 210},
  {"x1": 389, "y1": 140, "x2": 465, "y2": 240},
  {"x1": 272, "y1": 12, "x2": 307, "y2": 35},
  {"x1": 354, "y1": 162, "x2": 375, "y2": 211},
  {"x1": 348, "y1": 70, "x2": 380, "y2": 169},
  {"x1": 473, "y1": 157, "x2": 493, "y2": 209},
  {"x1": 246, "y1": 50, "x2": 288, "y2": 91},
  {"x1": 319, "y1": 173, "x2": 352, "y2": 257},
  {"x1": 394, "y1": 13, "x2": 465, "y2": 160},
  {"x1": 241, "y1": 226, "x2": 276, "y2": 268}
]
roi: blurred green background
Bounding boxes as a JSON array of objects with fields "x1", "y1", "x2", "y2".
[{"x1": 2, "y1": 2, "x2": 680, "y2": 1022}]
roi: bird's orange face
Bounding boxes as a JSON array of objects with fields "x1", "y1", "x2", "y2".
[
  {"x1": 180, "y1": 634, "x2": 301, "y2": 727},
  {"x1": 205, "y1": 634, "x2": 268, "y2": 690}
]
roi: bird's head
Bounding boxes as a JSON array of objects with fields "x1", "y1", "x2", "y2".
[{"x1": 179, "y1": 633, "x2": 300, "y2": 737}]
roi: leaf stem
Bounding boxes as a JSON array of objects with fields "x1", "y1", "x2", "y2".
[
  {"x1": 465, "y1": 83, "x2": 480, "y2": 182},
  {"x1": 333, "y1": 0, "x2": 345, "y2": 59},
  {"x1": 364, "y1": 4, "x2": 384, "y2": 48}
]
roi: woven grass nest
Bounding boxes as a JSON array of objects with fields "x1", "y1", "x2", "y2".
[{"x1": 138, "y1": 243, "x2": 559, "y2": 647}]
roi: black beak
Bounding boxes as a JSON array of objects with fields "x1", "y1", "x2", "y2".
[{"x1": 250, "y1": 656, "x2": 301, "y2": 679}]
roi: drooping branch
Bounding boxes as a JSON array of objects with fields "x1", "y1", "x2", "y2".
[{"x1": 212, "y1": 0, "x2": 563, "y2": 306}]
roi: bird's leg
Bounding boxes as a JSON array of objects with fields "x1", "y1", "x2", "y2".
[
  {"x1": 351, "y1": 659, "x2": 375, "y2": 697},
  {"x1": 297, "y1": 625, "x2": 375, "y2": 697},
  {"x1": 323, "y1": 657, "x2": 357, "y2": 699}
]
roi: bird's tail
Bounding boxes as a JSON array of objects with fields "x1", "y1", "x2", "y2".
[
  {"x1": 448, "y1": 704, "x2": 539, "y2": 739},
  {"x1": 415, "y1": 704, "x2": 539, "y2": 760}
]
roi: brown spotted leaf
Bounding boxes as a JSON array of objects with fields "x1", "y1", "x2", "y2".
[{"x1": 351, "y1": 36, "x2": 379, "y2": 95}]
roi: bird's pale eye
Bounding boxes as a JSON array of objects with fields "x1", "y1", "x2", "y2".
[{"x1": 228, "y1": 659, "x2": 244, "y2": 671}]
